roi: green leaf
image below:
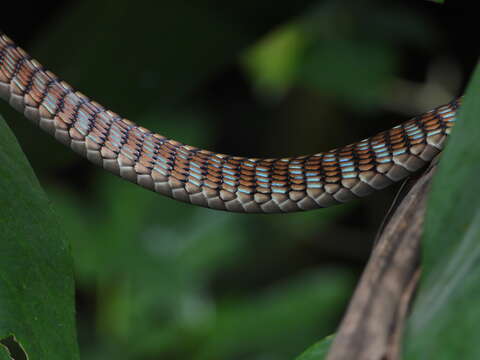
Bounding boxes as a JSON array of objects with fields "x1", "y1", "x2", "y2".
[
  {"x1": 0, "y1": 345, "x2": 12, "y2": 360},
  {"x1": 242, "y1": 23, "x2": 308, "y2": 98},
  {"x1": 405, "y1": 63, "x2": 480, "y2": 358},
  {"x1": 295, "y1": 335, "x2": 333, "y2": 360},
  {"x1": 0, "y1": 115, "x2": 80, "y2": 359}
]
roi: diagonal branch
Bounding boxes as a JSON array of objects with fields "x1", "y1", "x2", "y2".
[{"x1": 326, "y1": 161, "x2": 438, "y2": 360}]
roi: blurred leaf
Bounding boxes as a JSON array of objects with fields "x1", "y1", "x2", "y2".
[
  {"x1": 31, "y1": 0, "x2": 318, "y2": 113},
  {"x1": 295, "y1": 335, "x2": 333, "y2": 360},
  {"x1": 243, "y1": 23, "x2": 308, "y2": 99},
  {"x1": 194, "y1": 270, "x2": 353, "y2": 360},
  {"x1": 300, "y1": 38, "x2": 396, "y2": 108},
  {"x1": 0, "y1": 115, "x2": 79, "y2": 359},
  {"x1": 405, "y1": 64, "x2": 480, "y2": 358}
]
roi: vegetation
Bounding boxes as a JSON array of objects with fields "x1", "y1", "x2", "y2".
[{"x1": 0, "y1": 1, "x2": 477, "y2": 359}]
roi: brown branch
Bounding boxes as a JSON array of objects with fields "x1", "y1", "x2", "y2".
[{"x1": 326, "y1": 162, "x2": 438, "y2": 360}]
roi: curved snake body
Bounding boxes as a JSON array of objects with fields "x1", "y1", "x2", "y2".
[{"x1": 0, "y1": 33, "x2": 458, "y2": 213}]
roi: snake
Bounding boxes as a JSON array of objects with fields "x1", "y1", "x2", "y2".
[{"x1": 0, "y1": 32, "x2": 459, "y2": 213}]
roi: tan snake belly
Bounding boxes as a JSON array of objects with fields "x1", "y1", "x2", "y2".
[{"x1": 0, "y1": 33, "x2": 458, "y2": 213}]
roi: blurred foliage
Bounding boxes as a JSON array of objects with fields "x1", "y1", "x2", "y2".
[
  {"x1": 405, "y1": 63, "x2": 480, "y2": 358},
  {"x1": 0, "y1": 0, "x2": 472, "y2": 359},
  {"x1": 243, "y1": 1, "x2": 437, "y2": 108}
]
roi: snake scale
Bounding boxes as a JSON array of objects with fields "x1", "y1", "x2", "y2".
[{"x1": 0, "y1": 33, "x2": 459, "y2": 213}]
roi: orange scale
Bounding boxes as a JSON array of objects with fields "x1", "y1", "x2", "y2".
[
  {"x1": 160, "y1": 141, "x2": 178, "y2": 152},
  {"x1": 207, "y1": 157, "x2": 224, "y2": 168},
  {"x1": 271, "y1": 185, "x2": 288, "y2": 193},
  {"x1": 111, "y1": 120, "x2": 131, "y2": 132},
  {"x1": 325, "y1": 171, "x2": 340, "y2": 177},
  {"x1": 88, "y1": 127, "x2": 105, "y2": 140},
  {"x1": 338, "y1": 150, "x2": 354, "y2": 157},
  {"x1": 358, "y1": 155, "x2": 373, "y2": 163},
  {"x1": 79, "y1": 105, "x2": 99, "y2": 121},
  {"x1": 291, "y1": 184, "x2": 306, "y2": 191},
  {"x1": 273, "y1": 161, "x2": 290, "y2": 168},
  {"x1": 240, "y1": 175, "x2": 256, "y2": 184},
  {"x1": 290, "y1": 178, "x2": 305, "y2": 185},
  {"x1": 239, "y1": 167, "x2": 255, "y2": 176},
  {"x1": 421, "y1": 113, "x2": 436, "y2": 122},
  {"x1": 272, "y1": 169, "x2": 288, "y2": 176},
  {"x1": 410, "y1": 137, "x2": 426, "y2": 145},
  {"x1": 358, "y1": 163, "x2": 375, "y2": 171},
  {"x1": 91, "y1": 117, "x2": 110, "y2": 132},
  {"x1": 137, "y1": 158, "x2": 153, "y2": 173},
  {"x1": 16, "y1": 68, "x2": 33, "y2": 87},
  {"x1": 356, "y1": 152, "x2": 372, "y2": 160},
  {"x1": 256, "y1": 186, "x2": 272, "y2": 194},
  {"x1": 166, "y1": 139, "x2": 183, "y2": 147},
  {"x1": 258, "y1": 161, "x2": 275, "y2": 168},
  {"x1": 46, "y1": 90, "x2": 65, "y2": 108},
  {"x1": 27, "y1": 85, "x2": 46, "y2": 104},
  {"x1": 256, "y1": 165, "x2": 270, "y2": 172},
  {"x1": 204, "y1": 179, "x2": 220, "y2": 190},
  {"x1": 174, "y1": 157, "x2": 191, "y2": 170},
  {"x1": 176, "y1": 146, "x2": 194, "y2": 157},
  {"x1": 138, "y1": 154, "x2": 154, "y2": 167},
  {"x1": 325, "y1": 176, "x2": 341, "y2": 183},
  {"x1": 423, "y1": 118, "x2": 439, "y2": 127},
  {"x1": 242, "y1": 161, "x2": 257, "y2": 169},
  {"x1": 191, "y1": 151, "x2": 208, "y2": 160},
  {"x1": 424, "y1": 123, "x2": 441, "y2": 131},
  {"x1": 195, "y1": 148, "x2": 212, "y2": 156},
  {"x1": 304, "y1": 159, "x2": 322, "y2": 166},
  {"x1": 388, "y1": 127, "x2": 404, "y2": 136},
  {"x1": 31, "y1": 67, "x2": 50, "y2": 85},
  {"x1": 323, "y1": 165, "x2": 339, "y2": 172},
  {"x1": 205, "y1": 171, "x2": 222, "y2": 183},
  {"x1": 206, "y1": 165, "x2": 222, "y2": 176},
  {"x1": 231, "y1": 155, "x2": 245, "y2": 161},
  {"x1": 156, "y1": 147, "x2": 174, "y2": 160},
  {"x1": 356, "y1": 148, "x2": 371, "y2": 155},
  {"x1": 104, "y1": 139, "x2": 123, "y2": 153},
  {"x1": 170, "y1": 169, "x2": 187, "y2": 182},
  {"x1": 221, "y1": 182, "x2": 237, "y2": 193},
  {"x1": 125, "y1": 137, "x2": 142, "y2": 150},
  {"x1": 225, "y1": 159, "x2": 241, "y2": 167},
  {"x1": 239, "y1": 178, "x2": 255, "y2": 187},
  {"x1": 122, "y1": 143, "x2": 138, "y2": 155},
  {"x1": 391, "y1": 142, "x2": 407, "y2": 150},
  {"x1": 305, "y1": 164, "x2": 321, "y2": 171},
  {"x1": 238, "y1": 184, "x2": 254, "y2": 194},
  {"x1": 389, "y1": 135, "x2": 406, "y2": 144}
]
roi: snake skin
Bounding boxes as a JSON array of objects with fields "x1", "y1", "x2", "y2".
[{"x1": 0, "y1": 33, "x2": 458, "y2": 213}]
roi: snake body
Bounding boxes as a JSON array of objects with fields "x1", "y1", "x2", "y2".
[{"x1": 0, "y1": 33, "x2": 458, "y2": 213}]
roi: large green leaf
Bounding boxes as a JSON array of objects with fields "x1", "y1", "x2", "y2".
[
  {"x1": 0, "y1": 115, "x2": 79, "y2": 359},
  {"x1": 405, "y1": 63, "x2": 480, "y2": 358}
]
